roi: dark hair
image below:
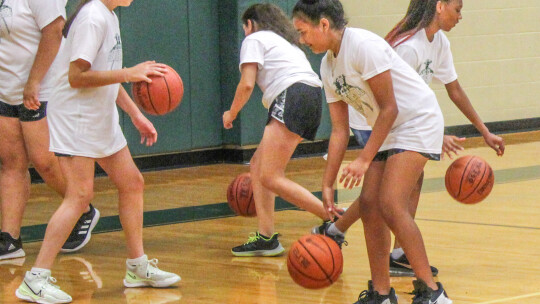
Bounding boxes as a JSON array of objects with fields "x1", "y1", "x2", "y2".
[
  {"x1": 385, "y1": 0, "x2": 451, "y2": 47},
  {"x1": 292, "y1": 0, "x2": 348, "y2": 30},
  {"x1": 63, "y1": 0, "x2": 93, "y2": 38},
  {"x1": 242, "y1": 3, "x2": 301, "y2": 48}
]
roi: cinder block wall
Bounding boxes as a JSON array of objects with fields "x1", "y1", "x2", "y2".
[{"x1": 342, "y1": 0, "x2": 540, "y2": 126}]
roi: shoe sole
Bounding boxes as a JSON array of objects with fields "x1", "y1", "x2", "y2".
[
  {"x1": 389, "y1": 267, "x2": 438, "y2": 277},
  {"x1": 123, "y1": 275, "x2": 181, "y2": 288},
  {"x1": 60, "y1": 208, "x2": 101, "y2": 253},
  {"x1": 0, "y1": 248, "x2": 25, "y2": 260},
  {"x1": 16, "y1": 289, "x2": 72, "y2": 304},
  {"x1": 231, "y1": 245, "x2": 285, "y2": 257}
]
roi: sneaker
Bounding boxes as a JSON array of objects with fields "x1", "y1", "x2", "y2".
[
  {"x1": 124, "y1": 255, "x2": 181, "y2": 288},
  {"x1": 16, "y1": 270, "x2": 72, "y2": 303},
  {"x1": 311, "y1": 221, "x2": 347, "y2": 248},
  {"x1": 231, "y1": 232, "x2": 285, "y2": 257},
  {"x1": 0, "y1": 232, "x2": 25, "y2": 260},
  {"x1": 389, "y1": 254, "x2": 438, "y2": 277},
  {"x1": 354, "y1": 280, "x2": 398, "y2": 304},
  {"x1": 411, "y1": 279, "x2": 452, "y2": 304},
  {"x1": 61, "y1": 204, "x2": 100, "y2": 253}
]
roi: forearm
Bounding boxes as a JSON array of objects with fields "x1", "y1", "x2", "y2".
[
  {"x1": 447, "y1": 81, "x2": 489, "y2": 136},
  {"x1": 229, "y1": 81, "x2": 254, "y2": 117},
  {"x1": 27, "y1": 20, "x2": 64, "y2": 87},
  {"x1": 360, "y1": 107, "x2": 397, "y2": 161},
  {"x1": 69, "y1": 68, "x2": 128, "y2": 89},
  {"x1": 323, "y1": 128, "x2": 349, "y2": 188},
  {"x1": 116, "y1": 86, "x2": 142, "y2": 118}
]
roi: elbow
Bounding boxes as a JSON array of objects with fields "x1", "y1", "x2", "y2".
[{"x1": 68, "y1": 75, "x2": 84, "y2": 89}]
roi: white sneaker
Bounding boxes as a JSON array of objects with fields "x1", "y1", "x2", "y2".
[
  {"x1": 123, "y1": 255, "x2": 181, "y2": 288},
  {"x1": 16, "y1": 270, "x2": 72, "y2": 303}
]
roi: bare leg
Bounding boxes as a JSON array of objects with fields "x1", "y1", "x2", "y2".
[
  {"x1": 378, "y1": 152, "x2": 436, "y2": 289},
  {"x1": 0, "y1": 117, "x2": 30, "y2": 239},
  {"x1": 21, "y1": 118, "x2": 66, "y2": 197},
  {"x1": 393, "y1": 171, "x2": 423, "y2": 250},
  {"x1": 97, "y1": 147, "x2": 144, "y2": 259},
  {"x1": 250, "y1": 148, "x2": 277, "y2": 237},
  {"x1": 34, "y1": 156, "x2": 95, "y2": 269}
]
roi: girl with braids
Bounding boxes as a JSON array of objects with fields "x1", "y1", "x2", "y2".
[
  {"x1": 223, "y1": 3, "x2": 338, "y2": 257},
  {"x1": 328, "y1": 0, "x2": 505, "y2": 279},
  {"x1": 16, "y1": 1, "x2": 180, "y2": 302},
  {"x1": 293, "y1": 0, "x2": 452, "y2": 303},
  {"x1": 0, "y1": 0, "x2": 101, "y2": 261}
]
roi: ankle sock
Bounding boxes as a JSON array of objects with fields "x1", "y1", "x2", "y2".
[
  {"x1": 327, "y1": 223, "x2": 344, "y2": 236},
  {"x1": 390, "y1": 248, "x2": 405, "y2": 260}
]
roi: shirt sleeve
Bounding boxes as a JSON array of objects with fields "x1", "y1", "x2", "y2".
[
  {"x1": 353, "y1": 39, "x2": 393, "y2": 81},
  {"x1": 239, "y1": 37, "x2": 264, "y2": 71},
  {"x1": 394, "y1": 44, "x2": 420, "y2": 70},
  {"x1": 69, "y1": 16, "x2": 105, "y2": 66},
  {"x1": 320, "y1": 57, "x2": 341, "y2": 104},
  {"x1": 28, "y1": 0, "x2": 67, "y2": 30},
  {"x1": 434, "y1": 34, "x2": 458, "y2": 84}
]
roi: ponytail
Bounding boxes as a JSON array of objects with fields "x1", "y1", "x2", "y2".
[
  {"x1": 385, "y1": 0, "x2": 443, "y2": 47},
  {"x1": 63, "y1": 0, "x2": 93, "y2": 38}
]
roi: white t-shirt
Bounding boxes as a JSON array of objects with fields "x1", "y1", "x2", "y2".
[
  {"x1": 0, "y1": 0, "x2": 66, "y2": 105},
  {"x1": 321, "y1": 28, "x2": 443, "y2": 154},
  {"x1": 239, "y1": 30, "x2": 321, "y2": 108},
  {"x1": 48, "y1": 0, "x2": 126, "y2": 158},
  {"x1": 394, "y1": 28, "x2": 458, "y2": 85}
]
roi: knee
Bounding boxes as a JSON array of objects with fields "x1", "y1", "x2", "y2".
[
  {"x1": 68, "y1": 186, "x2": 94, "y2": 206},
  {"x1": 378, "y1": 198, "x2": 402, "y2": 230},
  {"x1": 259, "y1": 171, "x2": 277, "y2": 191},
  {"x1": 357, "y1": 196, "x2": 379, "y2": 223},
  {"x1": 31, "y1": 157, "x2": 56, "y2": 177},
  {"x1": 119, "y1": 171, "x2": 144, "y2": 194},
  {"x1": 0, "y1": 151, "x2": 28, "y2": 171}
]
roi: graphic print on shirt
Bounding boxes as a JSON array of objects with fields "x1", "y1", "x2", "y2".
[
  {"x1": 0, "y1": 0, "x2": 12, "y2": 43},
  {"x1": 108, "y1": 33, "x2": 122, "y2": 69},
  {"x1": 419, "y1": 59, "x2": 434, "y2": 84},
  {"x1": 334, "y1": 75, "x2": 373, "y2": 117}
]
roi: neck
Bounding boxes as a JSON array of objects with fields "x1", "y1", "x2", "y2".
[
  {"x1": 100, "y1": 0, "x2": 116, "y2": 11},
  {"x1": 329, "y1": 28, "x2": 346, "y2": 56},
  {"x1": 424, "y1": 22, "x2": 439, "y2": 42}
]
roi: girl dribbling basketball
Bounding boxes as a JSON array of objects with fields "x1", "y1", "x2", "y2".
[{"x1": 16, "y1": 1, "x2": 180, "y2": 303}]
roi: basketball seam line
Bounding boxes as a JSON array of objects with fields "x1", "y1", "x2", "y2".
[
  {"x1": 162, "y1": 73, "x2": 172, "y2": 113},
  {"x1": 298, "y1": 237, "x2": 334, "y2": 284},
  {"x1": 145, "y1": 81, "x2": 159, "y2": 115},
  {"x1": 457, "y1": 156, "x2": 475, "y2": 198},
  {"x1": 461, "y1": 160, "x2": 489, "y2": 202}
]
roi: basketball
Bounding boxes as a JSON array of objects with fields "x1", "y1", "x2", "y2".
[
  {"x1": 226, "y1": 173, "x2": 256, "y2": 217},
  {"x1": 131, "y1": 64, "x2": 184, "y2": 115},
  {"x1": 287, "y1": 234, "x2": 343, "y2": 289},
  {"x1": 445, "y1": 155, "x2": 494, "y2": 204}
]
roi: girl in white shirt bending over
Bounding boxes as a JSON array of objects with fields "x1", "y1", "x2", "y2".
[
  {"x1": 16, "y1": 1, "x2": 180, "y2": 303},
  {"x1": 223, "y1": 3, "x2": 335, "y2": 258},
  {"x1": 293, "y1": 0, "x2": 452, "y2": 303}
]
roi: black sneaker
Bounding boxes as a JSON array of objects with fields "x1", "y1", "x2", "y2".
[
  {"x1": 389, "y1": 254, "x2": 438, "y2": 277},
  {"x1": 61, "y1": 204, "x2": 100, "y2": 253},
  {"x1": 354, "y1": 280, "x2": 398, "y2": 304},
  {"x1": 0, "y1": 232, "x2": 25, "y2": 260},
  {"x1": 411, "y1": 279, "x2": 453, "y2": 304},
  {"x1": 311, "y1": 221, "x2": 348, "y2": 248},
  {"x1": 231, "y1": 232, "x2": 284, "y2": 257}
]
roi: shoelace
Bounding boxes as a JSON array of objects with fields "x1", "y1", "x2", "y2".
[
  {"x1": 42, "y1": 275, "x2": 61, "y2": 290},
  {"x1": 357, "y1": 289, "x2": 371, "y2": 302},
  {"x1": 145, "y1": 259, "x2": 160, "y2": 278},
  {"x1": 244, "y1": 233, "x2": 261, "y2": 245}
]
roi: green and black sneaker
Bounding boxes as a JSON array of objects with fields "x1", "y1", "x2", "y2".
[{"x1": 231, "y1": 232, "x2": 285, "y2": 257}]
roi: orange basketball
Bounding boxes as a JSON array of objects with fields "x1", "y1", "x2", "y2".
[
  {"x1": 445, "y1": 155, "x2": 494, "y2": 204},
  {"x1": 227, "y1": 173, "x2": 256, "y2": 217},
  {"x1": 132, "y1": 64, "x2": 184, "y2": 115},
  {"x1": 287, "y1": 234, "x2": 343, "y2": 289}
]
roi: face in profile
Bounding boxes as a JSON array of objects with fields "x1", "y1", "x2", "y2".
[
  {"x1": 438, "y1": 0, "x2": 463, "y2": 31},
  {"x1": 293, "y1": 17, "x2": 328, "y2": 54}
]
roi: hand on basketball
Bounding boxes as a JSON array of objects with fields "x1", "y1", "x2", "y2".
[
  {"x1": 23, "y1": 81, "x2": 41, "y2": 110},
  {"x1": 223, "y1": 110, "x2": 237, "y2": 129},
  {"x1": 483, "y1": 132, "x2": 505, "y2": 156},
  {"x1": 442, "y1": 135, "x2": 465, "y2": 160},
  {"x1": 131, "y1": 113, "x2": 158, "y2": 146},
  {"x1": 339, "y1": 158, "x2": 368, "y2": 189},
  {"x1": 322, "y1": 186, "x2": 340, "y2": 221},
  {"x1": 127, "y1": 61, "x2": 168, "y2": 83}
]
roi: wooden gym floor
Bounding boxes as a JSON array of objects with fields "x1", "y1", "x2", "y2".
[{"x1": 0, "y1": 131, "x2": 539, "y2": 303}]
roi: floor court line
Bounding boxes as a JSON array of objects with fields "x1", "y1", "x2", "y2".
[{"x1": 475, "y1": 292, "x2": 540, "y2": 304}]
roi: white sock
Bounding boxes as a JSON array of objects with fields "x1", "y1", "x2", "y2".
[
  {"x1": 327, "y1": 223, "x2": 344, "y2": 236},
  {"x1": 29, "y1": 267, "x2": 50, "y2": 275},
  {"x1": 127, "y1": 254, "x2": 148, "y2": 266},
  {"x1": 391, "y1": 248, "x2": 405, "y2": 260}
]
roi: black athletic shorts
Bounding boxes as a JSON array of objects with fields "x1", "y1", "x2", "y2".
[
  {"x1": 267, "y1": 83, "x2": 322, "y2": 141},
  {"x1": 0, "y1": 100, "x2": 47, "y2": 122}
]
